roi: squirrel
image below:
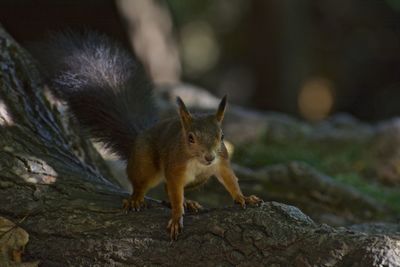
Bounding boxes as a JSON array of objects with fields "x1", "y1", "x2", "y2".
[{"x1": 32, "y1": 31, "x2": 262, "y2": 240}]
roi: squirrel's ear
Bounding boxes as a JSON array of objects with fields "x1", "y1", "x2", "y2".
[
  {"x1": 176, "y1": 96, "x2": 192, "y2": 129},
  {"x1": 216, "y1": 95, "x2": 227, "y2": 123}
]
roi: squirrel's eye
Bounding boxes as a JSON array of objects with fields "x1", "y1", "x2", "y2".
[
  {"x1": 188, "y1": 133, "x2": 195, "y2": 144},
  {"x1": 221, "y1": 133, "x2": 224, "y2": 141}
]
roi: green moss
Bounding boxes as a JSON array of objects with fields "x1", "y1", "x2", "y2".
[
  {"x1": 234, "y1": 140, "x2": 363, "y2": 172},
  {"x1": 233, "y1": 139, "x2": 400, "y2": 213},
  {"x1": 335, "y1": 173, "x2": 400, "y2": 213}
]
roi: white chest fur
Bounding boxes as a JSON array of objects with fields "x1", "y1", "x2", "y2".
[{"x1": 183, "y1": 158, "x2": 218, "y2": 185}]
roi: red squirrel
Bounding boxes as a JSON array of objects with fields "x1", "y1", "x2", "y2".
[{"x1": 33, "y1": 31, "x2": 262, "y2": 240}]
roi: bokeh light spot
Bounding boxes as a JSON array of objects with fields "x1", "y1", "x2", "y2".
[
  {"x1": 298, "y1": 77, "x2": 334, "y2": 121},
  {"x1": 180, "y1": 21, "x2": 220, "y2": 76}
]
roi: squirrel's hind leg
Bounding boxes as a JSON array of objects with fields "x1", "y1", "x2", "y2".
[
  {"x1": 123, "y1": 185, "x2": 154, "y2": 212},
  {"x1": 123, "y1": 146, "x2": 161, "y2": 212},
  {"x1": 183, "y1": 199, "x2": 203, "y2": 213},
  {"x1": 162, "y1": 185, "x2": 203, "y2": 213},
  {"x1": 123, "y1": 173, "x2": 161, "y2": 212}
]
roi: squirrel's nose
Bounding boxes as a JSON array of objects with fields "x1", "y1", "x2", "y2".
[{"x1": 204, "y1": 154, "x2": 215, "y2": 163}]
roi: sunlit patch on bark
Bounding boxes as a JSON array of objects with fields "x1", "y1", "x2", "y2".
[
  {"x1": 13, "y1": 156, "x2": 58, "y2": 184},
  {"x1": 0, "y1": 99, "x2": 14, "y2": 126}
]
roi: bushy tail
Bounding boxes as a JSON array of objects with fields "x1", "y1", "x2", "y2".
[{"x1": 31, "y1": 31, "x2": 158, "y2": 159}]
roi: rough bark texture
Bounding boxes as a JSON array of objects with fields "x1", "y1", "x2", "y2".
[{"x1": 1, "y1": 26, "x2": 400, "y2": 266}]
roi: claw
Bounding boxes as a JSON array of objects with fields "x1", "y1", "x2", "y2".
[
  {"x1": 184, "y1": 199, "x2": 203, "y2": 213},
  {"x1": 122, "y1": 199, "x2": 131, "y2": 213},
  {"x1": 122, "y1": 196, "x2": 146, "y2": 212},
  {"x1": 246, "y1": 195, "x2": 263, "y2": 205},
  {"x1": 235, "y1": 194, "x2": 263, "y2": 208},
  {"x1": 167, "y1": 216, "x2": 183, "y2": 241}
]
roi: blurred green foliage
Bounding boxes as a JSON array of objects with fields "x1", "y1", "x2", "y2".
[{"x1": 233, "y1": 139, "x2": 400, "y2": 213}]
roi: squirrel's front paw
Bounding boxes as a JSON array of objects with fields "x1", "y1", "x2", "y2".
[
  {"x1": 122, "y1": 195, "x2": 146, "y2": 212},
  {"x1": 167, "y1": 216, "x2": 183, "y2": 241},
  {"x1": 234, "y1": 194, "x2": 263, "y2": 209}
]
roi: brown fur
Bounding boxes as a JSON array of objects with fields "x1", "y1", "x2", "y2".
[{"x1": 124, "y1": 96, "x2": 262, "y2": 240}]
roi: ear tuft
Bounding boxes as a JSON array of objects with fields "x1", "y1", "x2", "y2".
[
  {"x1": 176, "y1": 96, "x2": 184, "y2": 109},
  {"x1": 176, "y1": 96, "x2": 192, "y2": 129},
  {"x1": 216, "y1": 95, "x2": 227, "y2": 122}
]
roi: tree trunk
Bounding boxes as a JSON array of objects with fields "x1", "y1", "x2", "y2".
[{"x1": 0, "y1": 26, "x2": 399, "y2": 267}]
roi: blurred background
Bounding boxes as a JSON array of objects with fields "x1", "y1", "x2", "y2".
[{"x1": 2, "y1": 0, "x2": 400, "y2": 122}]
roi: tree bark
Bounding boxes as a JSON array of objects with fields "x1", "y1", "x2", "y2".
[{"x1": 0, "y1": 26, "x2": 399, "y2": 267}]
